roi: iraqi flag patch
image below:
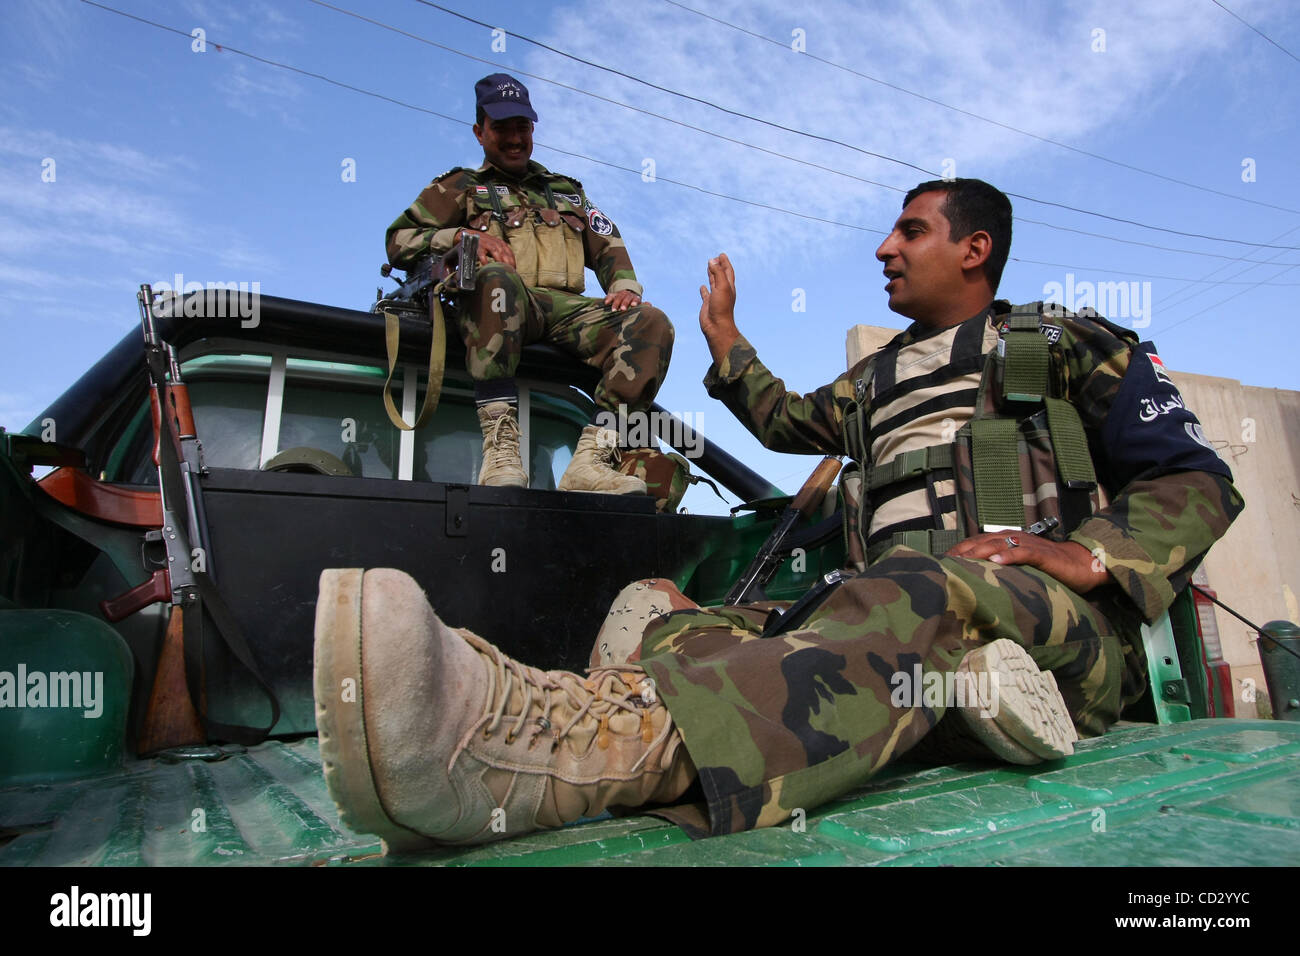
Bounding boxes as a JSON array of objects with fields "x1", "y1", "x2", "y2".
[{"x1": 1147, "y1": 352, "x2": 1174, "y2": 385}]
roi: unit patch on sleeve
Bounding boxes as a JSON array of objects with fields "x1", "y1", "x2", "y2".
[{"x1": 586, "y1": 205, "x2": 614, "y2": 236}]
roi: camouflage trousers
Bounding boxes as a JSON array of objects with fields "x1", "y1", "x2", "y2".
[
  {"x1": 636, "y1": 547, "x2": 1147, "y2": 837},
  {"x1": 458, "y1": 263, "x2": 674, "y2": 413}
]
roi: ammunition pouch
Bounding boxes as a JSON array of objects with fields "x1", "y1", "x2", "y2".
[
  {"x1": 469, "y1": 191, "x2": 587, "y2": 292},
  {"x1": 616, "y1": 447, "x2": 724, "y2": 514}
]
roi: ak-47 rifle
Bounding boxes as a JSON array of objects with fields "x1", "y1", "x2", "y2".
[
  {"x1": 375, "y1": 231, "x2": 480, "y2": 430},
  {"x1": 103, "y1": 284, "x2": 280, "y2": 752},
  {"x1": 108, "y1": 284, "x2": 209, "y2": 752},
  {"x1": 725, "y1": 455, "x2": 843, "y2": 607}
]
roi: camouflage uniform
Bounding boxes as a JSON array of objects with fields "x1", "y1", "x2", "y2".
[
  {"x1": 635, "y1": 304, "x2": 1244, "y2": 837},
  {"x1": 386, "y1": 161, "x2": 673, "y2": 414}
]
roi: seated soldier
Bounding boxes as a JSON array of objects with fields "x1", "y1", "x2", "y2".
[
  {"x1": 385, "y1": 73, "x2": 674, "y2": 493},
  {"x1": 324, "y1": 178, "x2": 1243, "y2": 847}
]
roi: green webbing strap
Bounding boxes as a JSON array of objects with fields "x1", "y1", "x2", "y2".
[
  {"x1": 867, "y1": 528, "x2": 963, "y2": 563},
  {"x1": 970, "y1": 417, "x2": 1026, "y2": 529},
  {"x1": 487, "y1": 184, "x2": 507, "y2": 222},
  {"x1": 843, "y1": 403, "x2": 864, "y2": 463},
  {"x1": 382, "y1": 284, "x2": 446, "y2": 432},
  {"x1": 1001, "y1": 310, "x2": 1050, "y2": 402},
  {"x1": 1043, "y1": 396, "x2": 1097, "y2": 487},
  {"x1": 865, "y1": 444, "x2": 954, "y2": 491}
]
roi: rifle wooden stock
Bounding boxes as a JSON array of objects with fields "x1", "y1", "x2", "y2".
[
  {"x1": 725, "y1": 455, "x2": 842, "y2": 605},
  {"x1": 137, "y1": 604, "x2": 204, "y2": 755},
  {"x1": 790, "y1": 455, "x2": 843, "y2": 517}
]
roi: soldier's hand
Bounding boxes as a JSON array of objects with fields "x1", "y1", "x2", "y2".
[
  {"x1": 947, "y1": 533, "x2": 1111, "y2": 594},
  {"x1": 474, "y1": 232, "x2": 516, "y2": 269},
  {"x1": 699, "y1": 253, "x2": 740, "y2": 365},
  {"x1": 604, "y1": 290, "x2": 644, "y2": 311}
]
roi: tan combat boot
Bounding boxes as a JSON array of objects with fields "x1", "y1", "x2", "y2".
[
  {"x1": 313, "y1": 568, "x2": 696, "y2": 852},
  {"x1": 557, "y1": 425, "x2": 647, "y2": 495},
  {"x1": 476, "y1": 401, "x2": 527, "y2": 487},
  {"x1": 906, "y1": 638, "x2": 1079, "y2": 766}
]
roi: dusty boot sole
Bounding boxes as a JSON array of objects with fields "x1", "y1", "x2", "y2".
[
  {"x1": 313, "y1": 568, "x2": 440, "y2": 854},
  {"x1": 956, "y1": 639, "x2": 1078, "y2": 765}
]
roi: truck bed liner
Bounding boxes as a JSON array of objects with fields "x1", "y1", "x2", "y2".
[{"x1": 3, "y1": 719, "x2": 1296, "y2": 867}]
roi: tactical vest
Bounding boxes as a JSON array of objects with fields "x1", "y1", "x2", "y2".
[
  {"x1": 466, "y1": 179, "x2": 587, "y2": 292},
  {"x1": 840, "y1": 302, "x2": 1127, "y2": 569}
]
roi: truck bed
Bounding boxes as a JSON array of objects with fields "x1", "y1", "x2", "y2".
[{"x1": 4, "y1": 719, "x2": 1296, "y2": 867}]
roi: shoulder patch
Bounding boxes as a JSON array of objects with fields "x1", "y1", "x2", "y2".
[
  {"x1": 586, "y1": 205, "x2": 614, "y2": 236},
  {"x1": 434, "y1": 166, "x2": 469, "y2": 183}
]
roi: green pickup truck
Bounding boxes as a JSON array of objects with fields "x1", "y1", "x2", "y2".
[{"x1": 2, "y1": 288, "x2": 1297, "y2": 869}]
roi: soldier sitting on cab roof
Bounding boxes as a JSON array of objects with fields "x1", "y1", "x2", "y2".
[{"x1": 385, "y1": 73, "x2": 674, "y2": 493}]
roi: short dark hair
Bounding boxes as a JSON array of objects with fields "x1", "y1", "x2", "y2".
[
  {"x1": 903, "y1": 179, "x2": 1013, "y2": 292},
  {"x1": 475, "y1": 105, "x2": 485, "y2": 127}
]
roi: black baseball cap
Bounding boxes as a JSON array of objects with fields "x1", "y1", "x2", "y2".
[{"x1": 475, "y1": 73, "x2": 538, "y2": 122}]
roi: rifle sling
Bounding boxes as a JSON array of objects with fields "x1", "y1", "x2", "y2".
[
  {"x1": 181, "y1": 574, "x2": 282, "y2": 745},
  {"x1": 382, "y1": 282, "x2": 447, "y2": 431}
]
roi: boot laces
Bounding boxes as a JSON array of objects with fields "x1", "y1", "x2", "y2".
[
  {"x1": 593, "y1": 429, "x2": 623, "y2": 467},
  {"x1": 462, "y1": 631, "x2": 672, "y2": 769},
  {"x1": 485, "y1": 412, "x2": 521, "y2": 464}
]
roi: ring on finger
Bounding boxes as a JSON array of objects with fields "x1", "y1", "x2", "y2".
[{"x1": 1004, "y1": 535, "x2": 1020, "y2": 548}]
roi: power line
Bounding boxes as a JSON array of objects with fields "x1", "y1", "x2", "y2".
[
  {"x1": 305, "y1": 0, "x2": 903, "y2": 196},
  {"x1": 316, "y1": 0, "x2": 1284, "y2": 263},
  {"x1": 418, "y1": 0, "x2": 1300, "y2": 250},
  {"x1": 1161, "y1": 224, "x2": 1300, "y2": 311},
  {"x1": 1009, "y1": 257, "x2": 1300, "y2": 285},
  {"x1": 74, "y1": 1, "x2": 1300, "y2": 290},
  {"x1": 76, "y1": 0, "x2": 458, "y2": 121},
  {"x1": 663, "y1": 0, "x2": 1300, "y2": 218},
  {"x1": 74, "y1": 0, "x2": 870, "y2": 235},
  {"x1": 1159, "y1": 260, "x2": 1300, "y2": 335},
  {"x1": 1210, "y1": 0, "x2": 1300, "y2": 64},
  {"x1": 1015, "y1": 215, "x2": 1300, "y2": 263}
]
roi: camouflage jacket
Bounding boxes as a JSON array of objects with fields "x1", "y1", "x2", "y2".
[
  {"x1": 385, "y1": 160, "x2": 643, "y2": 296},
  {"x1": 704, "y1": 304, "x2": 1245, "y2": 623}
]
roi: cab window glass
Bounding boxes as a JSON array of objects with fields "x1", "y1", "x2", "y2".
[{"x1": 277, "y1": 359, "x2": 397, "y2": 479}]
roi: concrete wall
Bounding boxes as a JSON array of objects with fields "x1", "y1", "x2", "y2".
[
  {"x1": 1170, "y1": 372, "x2": 1300, "y2": 716},
  {"x1": 846, "y1": 325, "x2": 1298, "y2": 717}
]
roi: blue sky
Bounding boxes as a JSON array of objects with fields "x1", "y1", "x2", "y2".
[{"x1": 2, "y1": 0, "x2": 1296, "y2": 511}]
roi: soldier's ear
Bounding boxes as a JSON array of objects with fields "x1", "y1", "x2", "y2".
[{"x1": 961, "y1": 229, "x2": 993, "y2": 274}]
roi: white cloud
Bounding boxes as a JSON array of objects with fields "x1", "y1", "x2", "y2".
[
  {"x1": 514, "y1": 0, "x2": 1255, "y2": 264},
  {"x1": 213, "y1": 60, "x2": 306, "y2": 124}
]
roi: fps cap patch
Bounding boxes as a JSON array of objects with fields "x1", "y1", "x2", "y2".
[{"x1": 475, "y1": 72, "x2": 538, "y2": 122}]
